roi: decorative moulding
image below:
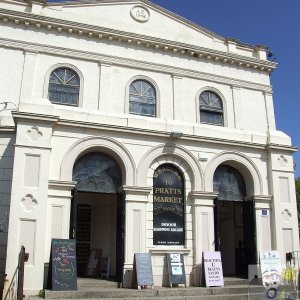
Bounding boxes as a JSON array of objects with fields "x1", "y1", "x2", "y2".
[
  {"x1": 0, "y1": 8, "x2": 276, "y2": 73},
  {"x1": 281, "y1": 209, "x2": 292, "y2": 222},
  {"x1": 27, "y1": 126, "x2": 42, "y2": 142},
  {"x1": 130, "y1": 5, "x2": 150, "y2": 23},
  {"x1": 21, "y1": 194, "x2": 38, "y2": 212}
]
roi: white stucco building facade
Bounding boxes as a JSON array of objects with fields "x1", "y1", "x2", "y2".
[{"x1": 0, "y1": 0, "x2": 298, "y2": 296}]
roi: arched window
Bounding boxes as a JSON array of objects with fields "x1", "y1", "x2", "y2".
[
  {"x1": 129, "y1": 80, "x2": 156, "y2": 117},
  {"x1": 213, "y1": 165, "x2": 246, "y2": 201},
  {"x1": 199, "y1": 91, "x2": 223, "y2": 126},
  {"x1": 73, "y1": 152, "x2": 122, "y2": 193},
  {"x1": 48, "y1": 67, "x2": 80, "y2": 106}
]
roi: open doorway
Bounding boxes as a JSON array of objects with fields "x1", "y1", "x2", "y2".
[
  {"x1": 70, "y1": 152, "x2": 124, "y2": 282},
  {"x1": 214, "y1": 165, "x2": 257, "y2": 277}
]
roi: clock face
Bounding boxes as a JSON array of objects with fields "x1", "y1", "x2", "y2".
[{"x1": 130, "y1": 6, "x2": 150, "y2": 23}]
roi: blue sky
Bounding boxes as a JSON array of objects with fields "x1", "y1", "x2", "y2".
[{"x1": 150, "y1": 0, "x2": 300, "y2": 177}]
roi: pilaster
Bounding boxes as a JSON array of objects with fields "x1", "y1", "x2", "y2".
[
  {"x1": 252, "y1": 195, "x2": 272, "y2": 253},
  {"x1": 98, "y1": 62, "x2": 112, "y2": 113},
  {"x1": 172, "y1": 75, "x2": 183, "y2": 121},
  {"x1": 189, "y1": 191, "x2": 217, "y2": 264},
  {"x1": 122, "y1": 185, "x2": 151, "y2": 287},
  {"x1": 45, "y1": 180, "x2": 76, "y2": 261},
  {"x1": 5, "y1": 112, "x2": 58, "y2": 293},
  {"x1": 20, "y1": 51, "x2": 37, "y2": 103}
]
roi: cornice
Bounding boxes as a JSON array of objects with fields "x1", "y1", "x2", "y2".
[
  {"x1": 253, "y1": 195, "x2": 272, "y2": 203},
  {"x1": 120, "y1": 185, "x2": 152, "y2": 195},
  {"x1": 189, "y1": 191, "x2": 218, "y2": 200},
  {"x1": 0, "y1": 125, "x2": 15, "y2": 132},
  {"x1": 55, "y1": 118, "x2": 296, "y2": 153},
  {"x1": 12, "y1": 111, "x2": 60, "y2": 124},
  {"x1": 0, "y1": 7, "x2": 276, "y2": 73},
  {"x1": 7, "y1": 109, "x2": 295, "y2": 152},
  {"x1": 267, "y1": 143, "x2": 298, "y2": 153},
  {"x1": 48, "y1": 180, "x2": 76, "y2": 190},
  {"x1": 0, "y1": 37, "x2": 273, "y2": 92}
]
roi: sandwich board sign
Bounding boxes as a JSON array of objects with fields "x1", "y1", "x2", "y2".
[
  {"x1": 260, "y1": 251, "x2": 281, "y2": 290},
  {"x1": 167, "y1": 253, "x2": 186, "y2": 287},
  {"x1": 203, "y1": 251, "x2": 224, "y2": 287},
  {"x1": 132, "y1": 253, "x2": 154, "y2": 289}
]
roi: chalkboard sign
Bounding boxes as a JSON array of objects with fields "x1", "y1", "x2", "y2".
[
  {"x1": 167, "y1": 253, "x2": 186, "y2": 287},
  {"x1": 50, "y1": 239, "x2": 77, "y2": 291},
  {"x1": 133, "y1": 253, "x2": 154, "y2": 289}
]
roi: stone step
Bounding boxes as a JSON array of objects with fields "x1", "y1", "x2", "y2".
[
  {"x1": 223, "y1": 277, "x2": 248, "y2": 286},
  {"x1": 77, "y1": 278, "x2": 119, "y2": 289},
  {"x1": 45, "y1": 285, "x2": 267, "y2": 299},
  {"x1": 45, "y1": 278, "x2": 297, "y2": 300}
]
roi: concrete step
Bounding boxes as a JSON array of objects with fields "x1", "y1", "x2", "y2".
[
  {"x1": 45, "y1": 285, "x2": 267, "y2": 299},
  {"x1": 223, "y1": 277, "x2": 248, "y2": 286},
  {"x1": 45, "y1": 278, "x2": 297, "y2": 300},
  {"x1": 77, "y1": 278, "x2": 119, "y2": 289}
]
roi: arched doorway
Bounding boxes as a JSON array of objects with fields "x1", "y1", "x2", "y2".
[
  {"x1": 213, "y1": 165, "x2": 256, "y2": 276},
  {"x1": 70, "y1": 152, "x2": 124, "y2": 281}
]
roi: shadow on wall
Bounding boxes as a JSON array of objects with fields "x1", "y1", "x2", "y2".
[{"x1": 0, "y1": 132, "x2": 16, "y2": 298}]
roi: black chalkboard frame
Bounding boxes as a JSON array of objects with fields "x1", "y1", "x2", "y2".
[
  {"x1": 49, "y1": 239, "x2": 77, "y2": 291},
  {"x1": 167, "y1": 253, "x2": 186, "y2": 287},
  {"x1": 132, "y1": 253, "x2": 154, "y2": 289}
]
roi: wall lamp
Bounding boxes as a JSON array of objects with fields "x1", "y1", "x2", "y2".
[{"x1": 170, "y1": 131, "x2": 183, "y2": 138}]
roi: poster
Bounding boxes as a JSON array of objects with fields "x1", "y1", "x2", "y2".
[
  {"x1": 203, "y1": 251, "x2": 224, "y2": 287},
  {"x1": 260, "y1": 251, "x2": 281, "y2": 290}
]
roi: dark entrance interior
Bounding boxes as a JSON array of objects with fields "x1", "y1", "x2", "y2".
[
  {"x1": 70, "y1": 152, "x2": 124, "y2": 282},
  {"x1": 214, "y1": 165, "x2": 257, "y2": 277}
]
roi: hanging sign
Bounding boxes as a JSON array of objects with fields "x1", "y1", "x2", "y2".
[
  {"x1": 260, "y1": 251, "x2": 281, "y2": 290},
  {"x1": 133, "y1": 253, "x2": 154, "y2": 289},
  {"x1": 153, "y1": 164, "x2": 185, "y2": 246},
  {"x1": 50, "y1": 239, "x2": 77, "y2": 291},
  {"x1": 167, "y1": 253, "x2": 186, "y2": 287},
  {"x1": 203, "y1": 251, "x2": 224, "y2": 287}
]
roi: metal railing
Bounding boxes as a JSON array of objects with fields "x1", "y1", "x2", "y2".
[{"x1": 4, "y1": 246, "x2": 27, "y2": 300}]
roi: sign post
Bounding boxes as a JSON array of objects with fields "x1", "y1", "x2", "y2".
[{"x1": 203, "y1": 251, "x2": 224, "y2": 287}]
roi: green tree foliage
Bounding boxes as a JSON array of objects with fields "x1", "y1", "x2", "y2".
[{"x1": 296, "y1": 177, "x2": 300, "y2": 221}]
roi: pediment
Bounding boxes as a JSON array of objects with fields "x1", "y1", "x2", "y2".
[{"x1": 45, "y1": 0, "x2": 226, "y2": 50}]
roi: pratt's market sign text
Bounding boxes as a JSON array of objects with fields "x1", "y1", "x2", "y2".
[{"x1": 153, "y1": 164, "x2": 184, "y2": 245}]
